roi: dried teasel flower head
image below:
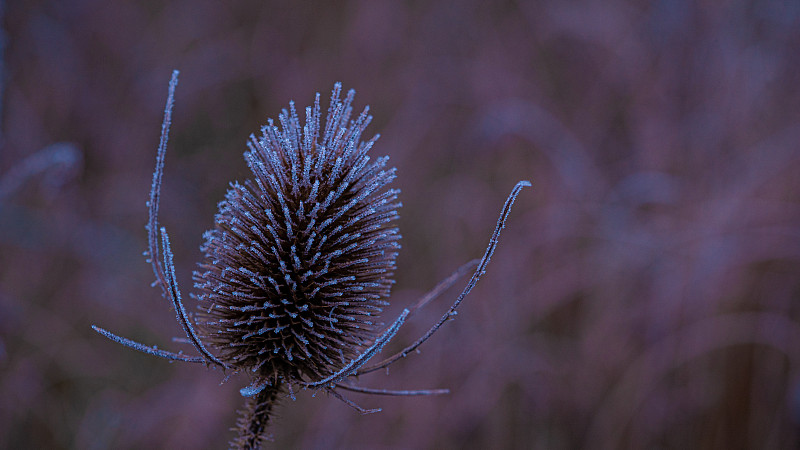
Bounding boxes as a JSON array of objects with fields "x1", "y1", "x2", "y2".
[
  {"x1": 92, "y1": 71, "x2": 530, "y2": 449},
  {"x1": 193, "y1": 82, "x2": 401, "y2": 385}
]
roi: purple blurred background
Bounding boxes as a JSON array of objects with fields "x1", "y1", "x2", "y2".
[{"x1": 2, "y1": 0, "x2": 800, "y2": 448}]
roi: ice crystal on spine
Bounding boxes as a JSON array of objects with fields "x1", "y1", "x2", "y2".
[{"x1": 193, "y1": 83, "x2": 401, "y2": 382}]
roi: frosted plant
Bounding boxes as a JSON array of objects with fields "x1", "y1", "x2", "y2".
[{"x1": 93, "y1": 70, "x2": 529, "y2": 448}]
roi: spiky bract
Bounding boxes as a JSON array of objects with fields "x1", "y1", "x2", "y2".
[{"x1": 193, "y1": 84, "x2": 401, "y2": 386}]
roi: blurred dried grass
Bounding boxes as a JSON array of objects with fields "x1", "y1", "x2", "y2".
[{"x1": 1, "y1": 0, "x2": 799, "y2": 448}]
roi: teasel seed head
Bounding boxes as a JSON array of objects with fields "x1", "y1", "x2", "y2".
[
  {"x1": 192, "y1": 83, "x2": 401, "y2": 386},
  {"x1": 92, "y1": 71, "x2": 530, "y2": 449}
]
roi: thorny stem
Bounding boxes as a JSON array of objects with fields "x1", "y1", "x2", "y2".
[{"x1": 233, "y1": 382, "x2": 282, "y2": 450}]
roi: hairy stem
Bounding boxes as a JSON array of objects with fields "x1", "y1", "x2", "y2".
[{"x1": 232, "y1": 382, "x2": 282, "y2": 450}]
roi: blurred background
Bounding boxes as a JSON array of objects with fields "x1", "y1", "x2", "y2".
[{"x1": 2, "y1": 0, "x2": 800, "y2": 448}]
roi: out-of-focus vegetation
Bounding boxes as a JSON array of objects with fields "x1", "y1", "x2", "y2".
[{"x1": 2, "y1": 1, "x2": 799, "y2": 448}]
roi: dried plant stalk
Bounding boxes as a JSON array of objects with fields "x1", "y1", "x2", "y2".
[{"x1": 93, "y1": 70, "x2": 530, "y2": 448}]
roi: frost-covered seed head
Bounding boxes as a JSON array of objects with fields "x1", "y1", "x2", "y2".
[{"x1": 192, "y1": 84, "x2": 401, "y2": 384}]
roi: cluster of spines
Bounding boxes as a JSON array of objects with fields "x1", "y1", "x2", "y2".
[{"x1": 192, "y1": 83, "x2": 402, "y2": 383}]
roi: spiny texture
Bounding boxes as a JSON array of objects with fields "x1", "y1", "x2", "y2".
[
  {"x1": 193, "y1": 84, "x2": 401, "y2": 386},
  {"x1": 91, "y1": 72, "x2": 529, "y2": 450},
  {"x1": 232, "y1": 385, "x2": 281, "y2": 448}
]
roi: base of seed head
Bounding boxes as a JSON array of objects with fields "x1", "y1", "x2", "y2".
[{"x1": 92, "y1": 70, "x2": 530, "y2": 448}]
